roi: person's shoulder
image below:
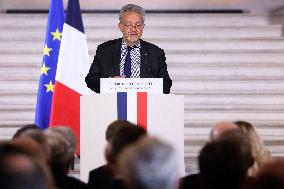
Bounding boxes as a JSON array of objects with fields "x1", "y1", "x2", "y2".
[
  {"x1": 89, "y1": 165, "x2": 107, "y2": 175},
  {"x1": 183, "y1": 173, "x2": 201, "y2": 181},
  {"x1": 59, "y1": 175, "x2": 87, "y2": 189},
  {"x1": 98, "y1": 38, "x2": 121, "y2": 49},
  {"x1": 141, "y1": 39, "x2": 164, "y2": 52},
  {"x1": 181, "y1": 173, "x2": 202, "y2": 189}
]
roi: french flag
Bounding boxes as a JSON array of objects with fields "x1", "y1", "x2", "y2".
[{"x1": 49, "y1": 0, "x2": 93, "y2": 154}]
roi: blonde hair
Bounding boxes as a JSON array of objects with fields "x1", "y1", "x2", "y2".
[{"x1": 234, "y1": 121, "x2": 271, "y2": 177}]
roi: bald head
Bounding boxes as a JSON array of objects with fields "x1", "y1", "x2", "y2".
[{"x1": 210, "y1": 121, "x2": 238, "y2": 140}]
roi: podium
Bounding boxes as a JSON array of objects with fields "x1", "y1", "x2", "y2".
[{"x1": 80, "y1": 79, "x2": 184, "y2": 182}]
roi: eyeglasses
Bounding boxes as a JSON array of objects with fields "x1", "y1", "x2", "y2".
[{"x1": 123, "y1": 22, "x2": 144, "y2": 29}]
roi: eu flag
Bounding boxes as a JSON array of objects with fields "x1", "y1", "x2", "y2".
[{"x1": 35, "y1": 0, "x2": 65, "y2": 129}]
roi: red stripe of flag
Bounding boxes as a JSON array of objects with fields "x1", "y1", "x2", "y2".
[
  {"x1": 137, "y1": 92, "x2": 147, "y2": 130},
  {"x1": 49, "y1": 81, "x2": 81, "y2": 153}
]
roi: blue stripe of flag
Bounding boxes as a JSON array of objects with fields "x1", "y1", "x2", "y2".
[
  {"x1": 65, "y1": 0, "x2": 84, "y2": 33},
  {"x1": 117, "y1": 92, "x2": 127, "y2": 120}
]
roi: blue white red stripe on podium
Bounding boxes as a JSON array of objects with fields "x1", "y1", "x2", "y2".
[{"x1": 117, "y1": 92, "x2": 147, "y2": 129}]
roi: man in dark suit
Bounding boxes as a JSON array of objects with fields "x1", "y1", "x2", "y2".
[
  {"x1": 88, "y1": 122, "x2": 147, "y2": 189},
  {"x1": 85, "y1": 4, "x2": 172, "y2": 94},
  {"x1": 87, "y1": 120, "x2": 134, "y2": 189}
]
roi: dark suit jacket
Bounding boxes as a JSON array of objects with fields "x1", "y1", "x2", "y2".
[
  {"x1": 179, "y1": 173, "x2": 203, "y2": 189},
  {"x1": 87, "y1": 165, "x2": 114, "y2": 189},
  {"x1": 85, "y1": 38, "x2": 172, "y2": 94},
  {"x1": 179, "y1": 173, "x2": 253, "y2": 189},
  {"x1": 54, "y1": 173, "x2": 87, "y2": 189}
]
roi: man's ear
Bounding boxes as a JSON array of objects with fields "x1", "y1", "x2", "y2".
[
  {"x1": 105, "y1": 143, "x2": 115, "y2": 164},
  {"x1": 118, "y1": 23, "x2": 123, "y2": 33}
]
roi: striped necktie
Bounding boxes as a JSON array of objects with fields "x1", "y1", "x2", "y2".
[{"x1": 124, "y1": 46, "x2": 132, "y2": 78}]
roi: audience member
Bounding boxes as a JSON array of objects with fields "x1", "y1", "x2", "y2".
[
  {"x1": 12, "y1": 137, "x2": 46, "y2": 163},
  {"x1": 179, "y1": 121, "x2": 239, "y2": 189},
  {"x1": 0, "y1": 141, "x2": 55, "y2": 189},
  {"x1": 46, "y1": 126, "x2": 87, "y2": 189},
  {"x1": 13, "y1": 124, "x2": 50, "y2": 163},
  {"x1": 178, "y1": 170, "x2": 202, "y2": 189},
  {"x1": 199, "y1": 129, "x2": 254, "y2": 189},
  {"x1": 210, "y1": 121, "x2": 238, "y2": 140},
  {"x1": 88, "y1": 120, "x2": 136, "y2": 189},
  {"x1": 105, "y1": 120, "x2": 134, "y2": 141},
  {"x1": 13, "y1": 124, "x2": 41, "y2": 139},
  {"x1": 89, "y1": 123, "x2": 146, "y2": 189},
  {"x1": 110, "y1": 124, "x2": 146, "y2": 163},
  {"x1": 234, "y1": 120, "x2": 272, "y2": 177},
  {"x1": 117, "y1": 136, "x2": 180, "y2": 189},
  {"x1": 249, "y1": 158, "x2": 284, "y2": 189}
]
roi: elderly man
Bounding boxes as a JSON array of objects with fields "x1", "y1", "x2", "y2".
[
  {"x1": 46, "y1": 126, "x2": 87, "y2": 189},
  {"x1": 85, "y1": 4, "x2": 172, "y2": 94},
  {"x1": 117, "y1": 137, "x2": 180, "y2": 189}
]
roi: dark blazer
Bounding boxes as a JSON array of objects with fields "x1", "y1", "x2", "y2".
[
  {"x1": 54, "y1": 173, "x2": 87, "y2": 189},
  {"x1": 87, "y1": 165, "x2": 114, "y2": 189},
  {"x1": 179, "y1": 173, "x2": 254, "y2": 189},
  {"x1": 85, "y1": 38, "x2": 172, "y2": 94},
  {"x1": 179, "y1": 173, "x2": 203, "y2": 189}
]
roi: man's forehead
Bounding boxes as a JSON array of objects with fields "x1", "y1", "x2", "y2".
[{"x1": 122, "y1": 11, "x2": 142, "y2": 18}]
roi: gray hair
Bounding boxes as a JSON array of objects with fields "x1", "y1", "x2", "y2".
[
  {"x1": 49, "y1": 126, "x2": 77, "y2": 155},
  {"x1": 45, "y1": 126, "x2": 77, "y2": 170},
  {"x1": 119, "y1": 4, "x2": 145, "y2": 23},
  {"x1": 118, "y1": 137, "x2": 179, "y2": 189}
]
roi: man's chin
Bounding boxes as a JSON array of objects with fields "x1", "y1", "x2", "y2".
[{"x1": 126, "y1": 39, "x2": 139, "y2": 45}]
